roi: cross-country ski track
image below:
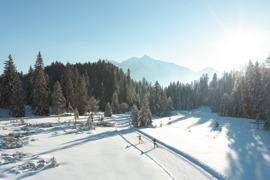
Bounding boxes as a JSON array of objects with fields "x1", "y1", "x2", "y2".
[{"x1": 114, "y1": 114, "x2": 225, "y2": 180}]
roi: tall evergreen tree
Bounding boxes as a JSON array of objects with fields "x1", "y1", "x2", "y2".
[
  {"x1": 111, "y1": 91, "x2": 119, "y2": 114},
  {"x1": 51, "y1": 81, "x2": 66, "y2": 115},
  {"x1": 26, "y1": 66, "x2": 34, "y2": 106},
  {"x1": 104, "y1": 102, "x2": 112, "y2": 117},
  {"x1": 153, "y1": 81, "x2": 162, "y2": 115},
  {"x1": 130, "y1": 104, "x2": 139, "y2": 127},
  {"x1": 74, "y1": 74, "x2": 87, "y2": 115},
  {"x1": 0, "y1": 55, "x2": 17, "y2": 108},
  {"x1": 125, "y1": 69, "x2": 133, "y2": 106},
  {"x1": 33, "y1": 52, "x2": 50, "y2": 116},
  {"x1": 86, "y1": 96, "x2": 100, "y2": 115},
  {"x1": 10, "y1": 72, "x2": 25, "y2": 117},
  {"x1": 139, "y1": 93, "x2": 152, "y2": 127}
]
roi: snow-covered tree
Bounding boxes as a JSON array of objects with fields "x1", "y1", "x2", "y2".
[
  {"x1": 153, "y1": 81, "x2": 162, "y2": 115},
  {"x1": 0, "y1": 55, "x2": 17, "y2": 108},
  {"x1": 32, "y1": 52, "x2": 50, "y2": 116},
  {"x1": 104, "y1": 102, "x2": 112, "y2": 117},
  {"x1": 130, "y1": 104, "x2": 139, "y2": 127},
  {"x1": 87, "y1": 96, "x2": 99, "y2": 115},
  {"x1": 9, "y1": 69, "x2": 25, "y2": 117},
  {"x1": 74, "y1": 73, "x2": 87, "y2": 115},
  {"x1": 26, "y1": 66, "x2": 34, "y2": 106},
  {"x1": 111, "y1": 91, "x2": 119, "y2": 114},
  {"x1": 139, "y1": 93, "x2": 152, "y2": 127},
  {"x1": 51, "y1": 81, "x2": 66, "y2": 115}
]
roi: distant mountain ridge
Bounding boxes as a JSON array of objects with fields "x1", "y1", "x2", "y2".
[{"x1": 109, "y1": 55, "x2": 219, "y2": 86}]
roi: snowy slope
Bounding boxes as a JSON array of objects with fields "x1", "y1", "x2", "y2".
[
  {"x1": 143, "y1": 107, "x2": 270, "y2": 180},
  {"x1": 1, "y1": 107, "x2": 269, "y2": 180},
  {"x1": 0, "y1": 113, "x2": 169, "y2": 179}
]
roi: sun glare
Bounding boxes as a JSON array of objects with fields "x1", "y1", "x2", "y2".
[{"x1": 217, "y1": 29, "x2": 267, "y2": 70}]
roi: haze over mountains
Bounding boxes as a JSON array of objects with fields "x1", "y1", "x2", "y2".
[{"x1": 109, "y1": 55, "x2": 219, "y2": 86}]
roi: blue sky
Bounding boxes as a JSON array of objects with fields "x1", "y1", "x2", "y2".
[{"x1": 1, "y1": 0, "x2": 270, "y2": 73}]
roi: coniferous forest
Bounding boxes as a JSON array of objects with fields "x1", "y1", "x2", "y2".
[{"x1": 1, "y1": 52, "x2": 270, "y2": 130}]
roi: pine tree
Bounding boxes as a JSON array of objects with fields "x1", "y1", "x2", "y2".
[
  {"x1": 9, "y1": 69, "x2": 25, "y2": 117},
  {"x1": 26, "y1": 66, "x2": 34, "y2": 106},
  {"x1": 111, "y1": 91, "x2": 119, "y2": 114},
  {"x1": 33, "y1": 52, "x2": 50, "y2": 116},
  {"x1": 51, "y1": 81, "x2": 66, "y2": 115},
  {"x1": 74, "y1": 74, "x2": 88, "y2": 115},
  {"x1": 125, "y1": 69, "x2": 133, "y2": 106},
  {"x1": 61, "y1": 63, "x2": 74, "y2": 107},
  {"x1": 0, "y1": 55, "x2": 17, "y2": 108},
  {"x1": 83, "y1": 70, "x2": 91, "y2": 98},
  {"x1": 231, "y1": 74, "x2": 244, "y2": 117},
  {"x1": 130, "y1": 104, "x2": 139, "y2": 127},
  {"x1": 104, "y1": 102, "x2": 112, "y2": 117},
  {"x1": 139, "y1": 93, "x2": 152, "y2": 127},
  {"x1": 66, "y1": 76, "x2": 75, "y2": 108},
  {"x1": 87, "y1": 96, "x2": 100, "y2": 115},
  {"x1": 153, "y1": 81, "x2": 162, "y2": 115}
]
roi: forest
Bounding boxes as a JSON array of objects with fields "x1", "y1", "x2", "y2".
[{"x1": 0, "y1": 52, "x2": 270, "y2": 130}]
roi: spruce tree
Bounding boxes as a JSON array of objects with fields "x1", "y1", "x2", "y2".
[
  {"x1": 26, "y1": 66, "x2": 34, "y2": 106},
  {"x1": 51, "y1": 81, "x2": 66, "y2": 115},
  {"x1": 33, "y1": 52, "x2": 50, "y2": 116},
  {"x1": 1, "y1": 55, "x2": 17, "y2": 108},
  {"x1": 87, "y1": 96, "x2": 100, "y2": 115},
  {"x1": 74, "y1": 74, "x2": 87, "y2": 115},
  {"x1": 125, "y1": 69, "x2": 133, "y2": 106},
  {"x1": 139, "y1": 93, "x2": 152, "y2": 127},
  {"x1": 104, "y1": 102, "x2": 112, "y2": 117},
  {"x1": 111, "y1": 91, "x2": 119, "y2": 114},
  {"x1": 10, "y1": 72, "x2": 25, "y2": 117},
  {"x1": 130, "y1": 104, "x2": 139, "y2": 127},
  {"x1": 153, "y1": 81, "x2": 162, "y2": 115}
]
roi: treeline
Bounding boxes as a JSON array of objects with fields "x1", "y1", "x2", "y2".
[
  {"x1": 0, "y1": 52, "x2": 173, "y2": 124},
  {"x1": 166, "y1": 58, "x2": 270, "y2": 129},
  {"x1": 1, "y1": 52, "x2": 270, "y2": 129}
]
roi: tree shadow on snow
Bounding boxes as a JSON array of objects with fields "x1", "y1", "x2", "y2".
[
  {"x1": 225, "y1": 122, "x2": 270, "y2": 180},
  {"x1": 168, "y1": 107, "x2": 270, "y2": 179},
  {"x1": 38, "y1": 128, "x2": 133, "y2": 156}
]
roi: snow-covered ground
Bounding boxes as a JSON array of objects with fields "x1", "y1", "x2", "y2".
[{"x1": 0, "y1": 107, "x2": 269, "y2": 179}]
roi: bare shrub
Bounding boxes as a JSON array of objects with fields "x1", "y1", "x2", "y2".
[
  {"x1": 104, "y1": 122, "x2": 115, "y2": 127},
  {"x1": 1, "y1": 137, "x2": 25, "y2": 149},
  {"x1": 51, "y1": 157, "x2": 59, "y2": 167},
  {"x1": 20, "y1": 118, "x2": 26, "y2": 125}
]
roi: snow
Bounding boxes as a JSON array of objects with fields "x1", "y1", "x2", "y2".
[{"x1": 1, "y1": 107, "x2": 270, "y2": 179}]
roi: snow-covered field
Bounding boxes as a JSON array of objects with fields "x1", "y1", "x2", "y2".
[{"x1": 0, "y1": 107, "x2": 269, "y2": 180}]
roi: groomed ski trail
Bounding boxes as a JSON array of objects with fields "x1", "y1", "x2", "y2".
[{"x1": 115, "y1": 121, "x2": 223, "y2": 180}]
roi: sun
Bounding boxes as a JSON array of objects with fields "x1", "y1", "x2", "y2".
[{"x1": 216, "y1": 28, "x2": 267, "y2": 70}]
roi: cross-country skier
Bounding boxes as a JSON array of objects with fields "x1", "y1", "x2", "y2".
[
  {"x1": 153, "y1": 139, "x2": 158, "y2": 148},
  {"x1": 138, "y1": 135, "x2": 144, "y2": 144}
]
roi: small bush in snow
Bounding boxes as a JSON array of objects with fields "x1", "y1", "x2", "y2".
[
  {"x1": 215, "y1": 120, "x2": 219, "y2": 128},
  {"x1": 160, "y1": 121, "x2": 163, "y2": 127},
  {"x1": 87, "y1": 116, "x2": 95, "y2": 130},
  {"x1": 51, "y1": 157, "x2": 59, "y2": 167},
  {"x1": 21, "y1": 126, "x2": 31, "y2": 131},
  {"x1": 68, "y1": 120, "x2": 72, "y2": 126},
  {"x1": 1, "y1": 151, "x2": 28, "y2": 165},
  {"x1": 57, "y1": 116, "x2": 61, "y2": 124},
  {"x1": 1, "y1": 137, "x2": 25, "y2": 149},
  {"x1": 74, "y1": 108, "x2": 79, "y2": 122},
  {"x1": 104, "y1": 122, "x2": 115, "y2": 127},
  {"x1": 20, "y1": 118, "x2": 25, "y2": 125}
]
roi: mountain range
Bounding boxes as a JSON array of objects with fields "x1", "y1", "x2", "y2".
[{"x1": 109, "y1": 55, "x2": 219, "y2": 86}]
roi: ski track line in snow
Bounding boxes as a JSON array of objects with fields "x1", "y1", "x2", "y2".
[
  {"x1": 136, "y1": 129, "x2": 227, "y2": 180},
  {"x1": 115, "y1": 127, "x2": 175, "y2": 180}
]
